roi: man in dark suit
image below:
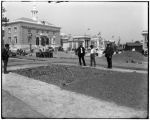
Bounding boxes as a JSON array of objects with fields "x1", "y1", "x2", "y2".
[
  {"x1": 76, "y1": 44, "x2": 86, "y2": 66},
  {"x1": 103, "y1": 43, "x2": 114, "y2": 68},
  {"x1": 2, "y1": 44, "x2": 10, "y2": 74}
]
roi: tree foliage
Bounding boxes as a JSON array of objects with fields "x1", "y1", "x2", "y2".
[
  {"x1": 2, "y1": 6, "x2": 9, "y2": 26},
  {"x1": 2, "y1": 5, "x2": 9, "y2": 48}
]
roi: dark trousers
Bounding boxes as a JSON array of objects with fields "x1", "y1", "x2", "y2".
[
  {"x1": 90, "y1": 54, "x2": 96, "y2": 67},
  {"x1": 107, "y1": 57, "x2": 112, "y2": 68},
  {"x1": 78, "y1": 54, "x2": 86, "y2": 66},
  {"x1": 3, "y1": 59, "x2": 8, "y2": 73}
]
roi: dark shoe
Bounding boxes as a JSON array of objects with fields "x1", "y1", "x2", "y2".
[{"x1": 107, "y1": 67, "x2": 112, "y2": 69}]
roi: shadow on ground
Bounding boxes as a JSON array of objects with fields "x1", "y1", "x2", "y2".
[
  {"x1": 2, "y1": 90, "x2": 46, "y2": 118},
  {"x1": 12, "y1": 65, "x2": 148, "y2": 111}
]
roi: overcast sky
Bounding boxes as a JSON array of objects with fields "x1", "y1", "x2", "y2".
[{"x1": 3, "y1": 1, "x2": 148, "y2": 43}]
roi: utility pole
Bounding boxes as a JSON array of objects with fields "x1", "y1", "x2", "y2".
[
  {"x1": 28, "y1": 33, "x2": 32, "y2": 52},
  {"x1": 118, "y1": 36, "x2": 121, "y2": 46}
]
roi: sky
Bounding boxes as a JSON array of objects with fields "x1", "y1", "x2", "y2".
[{"x1": 3, "y1": 1, "x2": 148, "y2": 44}]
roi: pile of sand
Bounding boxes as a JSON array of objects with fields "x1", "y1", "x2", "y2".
[{"x1": 113, "y1": 51, "x2": 148, "y2": 62}]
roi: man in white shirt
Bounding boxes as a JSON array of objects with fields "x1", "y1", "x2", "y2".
[{"x1": 90, "y1": 45, "x2": 96, "y2": 67}]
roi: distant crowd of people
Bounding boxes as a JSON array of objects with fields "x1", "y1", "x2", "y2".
[{"x1": 2, "y1": 43, "x2": 114, "y2": 74}]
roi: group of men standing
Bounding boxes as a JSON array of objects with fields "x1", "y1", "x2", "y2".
[
  {"x1": 76, "y1": 43, "x2": 114, "y2": 69},
  {"x1": 2, "y1": 43, "x2": 114, "y2": 74}
]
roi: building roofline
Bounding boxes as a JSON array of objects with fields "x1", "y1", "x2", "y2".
[
  {"x1": 7, "y1": 20, "x2": 61, "y2": 29},
  {"x1": 142, "y1": 30, "x2": 148, "y2": 34},
  {"x1": 126, "y1": 43, "x2": 142, "y2": 46},
  {"x1": 73, "y1": 36, "x2": 91, "y2": 39}
]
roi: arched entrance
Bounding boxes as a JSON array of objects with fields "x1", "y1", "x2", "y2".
[
  {"x1": 36, "y1": 37, "x2": 39, "y2": 45},
  {"x1": 46, "y1": 38, "x2": 49, "y2": 45},
  {"x1": 41, "y1": 36, "x2": 45, "y2": 46},
  {"x1": 40, "y1": 36, "x2": 49, "y2": 46}
]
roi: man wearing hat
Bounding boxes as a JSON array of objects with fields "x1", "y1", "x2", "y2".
[
  {"x1": 103, "y1": 42, "x2": 114, "y2": 68},
  {"x1": 2, "y1": 44, "x2": 10, "y2": 73},
  {"x1": 76, "y1": 44, "x2": 86, "y2": 66}
]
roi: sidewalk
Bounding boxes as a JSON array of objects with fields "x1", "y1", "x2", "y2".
[
  {"x1": 6, "y1": 61, "x2": 148, "y2": 74},
  {"x1": 2, "y1": 72, "x2": 147, "y2": 118},
  {"x1": 13, "y1": 56, "x2": 148, "y2": 71},
  {"x1": 53, "y1": 63, "x2": 147, "y2": 74}
]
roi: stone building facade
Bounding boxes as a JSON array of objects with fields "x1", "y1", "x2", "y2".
[
  {"x1": 68, "y1": 36, "x2": 91, "y2": 50},
  {"x1": 4, "y1": 5, "x2": 61, "y2": 50},
  {"x1": 60, "y1": 33, "x2": 70, "y2": 51},
  {"x1": 141, "y1": 30, "x2": 148, "y2": 51},
  {"x1": 90, "y1": 35, "x2": 105, "y2": 50}
]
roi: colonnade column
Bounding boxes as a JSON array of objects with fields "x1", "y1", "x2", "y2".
[
  {"x1": 72, "y1": 41, "x2": 74, "y2": 50},
  {"x1": 83, "y1": 40, "x2": 85, "y2": 48},
  {"x1": 39, "y1": 37, "x2": 41, "y2": 47}
]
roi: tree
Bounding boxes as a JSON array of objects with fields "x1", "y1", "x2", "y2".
[
  {"x1": 2, "y1": 5, "x2": 9, "y2": 48},
  {"x1": 2, "y1": 6, "x2": 9, "y2": 27}
]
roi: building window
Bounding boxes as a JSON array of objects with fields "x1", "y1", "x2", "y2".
[
  {"x1": 46, "y1": 38, "x2": 49, "y2": 45},
  {"x1": 14, "y1": 27, "x2": 17, "y2": 32},
  {"x1": 14, "y1": 36, "x2": 17, "y2": 44},
  {"x1": 36, "y1": 37, "x2": 39, "y2": 45},
  {"x1": 53, "y1": 37, "x2": 55, "y2": 44},
  {"x1": 49, "y1": 37, "x2": 51, "y2": 44},
  {"x1": 41, "y1": 37, "x2": 45, "y2": 46},
  {"x1": 8, "y1": 28, "x2": 11, "y2": 34}
]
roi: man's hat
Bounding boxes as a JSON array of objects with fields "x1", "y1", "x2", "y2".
[
  {"x1": 79, "y1": 44, "x2": 83, "y2": 47},
  {"x1": 107, "y1": 42, "x2": 110, "y2": 45},
  {"x1": 90, "y1": 45, "x2": 93, "y2": 48},
  {"x1": 5, "y1": 44, "x2": 9, "y2": 47}
]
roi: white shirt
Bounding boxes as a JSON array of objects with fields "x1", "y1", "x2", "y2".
[
  {"x1": 80, "y1": 48, "x2": 83, "y2": 53},
  {"x1": 90, "y1": 48, "x2": 96, "y2": 54}
]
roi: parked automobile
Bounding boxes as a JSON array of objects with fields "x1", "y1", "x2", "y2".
[
  {"x1": 9, "y1": 47, "x2": 18, "y2": 57},
  {"x1": 9, "y1": 51, "x2": 17, "y2": 57},
  {"x1": 58, "y1": 46, "x2": 64, "y2": 51},
  {"x1": 48, "y1": 47, "x2": 54, "y2": 52},
  {"x1": 36, "y1": 47, "x2": 54, "y2": 58},
  {"x1": 144, "y1": 50, "x2": 148, "y2": 56}
]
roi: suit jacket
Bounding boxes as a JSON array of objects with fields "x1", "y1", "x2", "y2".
[
  {"x1": 103, "y1": 46, "x2": 114, "y2": 58},
  {"x1": 76, "y1": 46, "x2": 85, "y2": 56},
  {"x1": 2, "y1": 48, "x2": 9, "y2": 60}
]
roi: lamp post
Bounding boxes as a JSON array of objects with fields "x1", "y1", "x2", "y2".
[
  {"x1": 28, "y1": 33, "x2": 32, "y2": 52},
  {"x1": 87, "y1": 28, "x2": 91, "y2": 49},
  {"x1": 53, "y1": 35, "x2": 56, "y2": 48}
]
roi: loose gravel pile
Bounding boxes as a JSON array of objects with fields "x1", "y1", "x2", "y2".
[{"x1": 113, "y1": 51, "x2": 148, "y2": 62}]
